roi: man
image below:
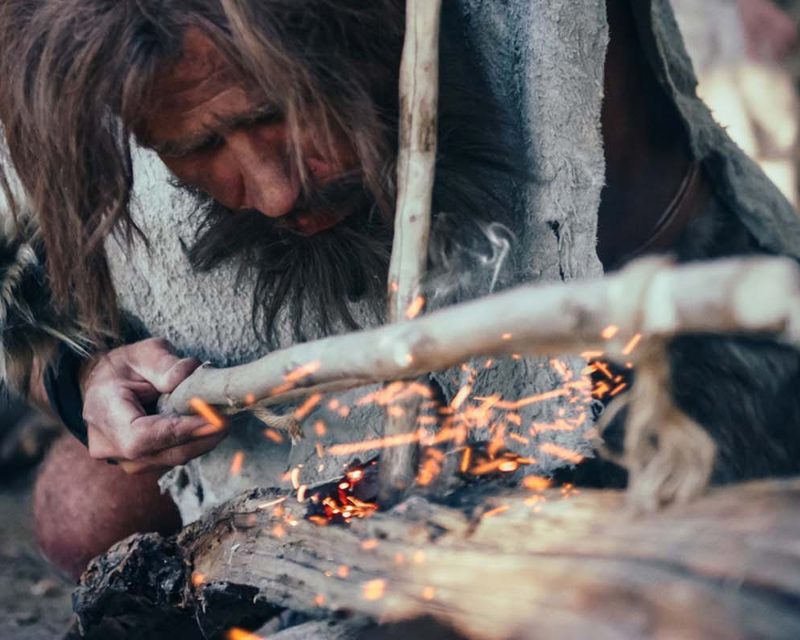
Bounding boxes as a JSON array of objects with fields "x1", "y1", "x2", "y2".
[{"x1": 0, "y1": 0, "x2": 799, "y2": 580}]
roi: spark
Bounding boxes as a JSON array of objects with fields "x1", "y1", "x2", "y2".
[
  {"x1": 294, "y1": 393, "x2": 322, "y2": 421},
  {"x1": 622, "y1": 333, "x2": 642, "y2": 356},
  {"x1": 422, "y1": 586, "x2": 436, "y2": 601},
  {"x1": 272, "y1": 524, "x2": 286, "y2": 538},
  {"x1": 501, "y1": 333, "x2": 512, "y2": 341},
  {"x1": 271, "y1": 361, "x2": 322, "y2": 396},
  {"x1": 314, "y1": 420, "x2": 327, "y2": 436},
  {"x1": 193, "y1": 423, "x2": 225, "y2": 438},
  {"x1": 314, "y1": 594, "x2": 326, "y2": 607},
  {"x1": 482, "y1": 504, "x2": 510, "y2": 519},
  {"x1": 539, "y1": 442, "x2": 584, "y2": 464},
  {"x1": 245, "y1": 393, "x2": 256, "y2": 405},
  {"x1": 337, "y1": 565, "x2": 350, "y2": 578},
  {"x1": 412, "y1": 551, "x2": 426, "y2": 565},
  {"x1": 361, "y1": 539, "x2": 379, "y2": 550},
  {"x1": 394, "y1": 553, "x2": 406, "y2": 566},
  {"x1": 460, "y1": 447, "x2": 472, "y2": 473},
  {"x1": 326, "y1": 430, "x2": 424, "y2": 456},
  {"x1": 609, "y1": 382, "x2": 628, "y2": 397},
  {"x1": 226, "y1": 629, "x2": 263, "y2": 640},
  {"x1": 450, "y1": 384, "x2": 473, "y2": 410},
  {"x1": 229, "y1": 451, "x2": 245, "y2": 476},
  {"x1": 189, "y1": 398, "x2": 225, "y2": 429},
  {"x1": 601, "y1": 325, "x2": 620, "y2": 340},
  {"x1": 256, "y1": 497, "x2": 287, "y2": 510},
  {"x1": 263, "y1": 428, "x2": 284, "y2": 444},
  {"x1": 522, "y1": 476, "x2": 552, "y2": 492},
  {"x1": 405, "y1": 295, "x2": 426, "y2": 319},
  {"x1": 492, "y1": 386, "x2": 577, "y2": 410},
  {"x1": 362, "y1": 579, "x2": 386, "y2": 601},
  {"x1": 191, "y1": 572, "x2": 205, "y2": 588},
  {"x1": 290, "y1": 467, "x2": 302, "y2": 489}
]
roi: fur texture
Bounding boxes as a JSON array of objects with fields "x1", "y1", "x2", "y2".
[{"x1": 0, "y1": 217, "x2": 91, "y2": 394}]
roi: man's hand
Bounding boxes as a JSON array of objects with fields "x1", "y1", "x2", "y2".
[
  {"x1": 81, "y1": 338, "x2": 228, "y2": 475},
  {"x1": 738, "y1": 0, "x2": 798, "y2": 62}
]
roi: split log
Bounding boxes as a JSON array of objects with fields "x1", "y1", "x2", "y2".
[
  {"x1": 162, "y1": 256, "x2": 800, "y2": 415},
  {"x1": 73, "y1": 476, "x2": 800, "y2": 640},
  {"x1": 380, "y1": 0, "x2": 442, "y2": 505}
]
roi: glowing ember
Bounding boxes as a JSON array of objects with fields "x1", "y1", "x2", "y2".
[
  {"x1": 304, "y1": 460, "x2": 380, "y2": 526},
  {"x1": 189, "y1": 397, "x2": 226, "y2": 429},
  {"x1": 229, "y1": 451, "x2": 245, "y2": 476},
  {"x1": 422, "y1": 586, "x2": 436, "y2": 601},
  {"x1": 294, "y1": 393, "x2": 322, "y2": 421},
  {"x1": 226, "y1": 628, "x2": 263, "y2": 640},
  {"x1": 361, "y1": 539, "x2": 379, "y2": 550},
  {"x1": 622, "y1": 333, "x2": 642, "y2": 356},
  {"x1": 337, "y1": 565, "x2": 350, "y2": 578},
  {"x1": 522, "y1": 475, "x2": 552, "y2": 491},
  {"x1": 314, "y1": 594, "x2": 326, "y2": 607},
  {"x1": 263, "y1": 428, "x2": 284, "y2": 444},
  {"x1": 459, "y1": 443, "x2": 533, "y2": 479},
  {"x1": 362, "y1": 579, "x2": 387, "y2": 601},
  {"x1": 482, "y1": 504, "x2": 510, "y2": 519},
  {"x1": 405, "y1": 295, "x2": 426, "y2": 319},
  {"x1": 601, "y1": 325, "x2": 620, "y2": 340},
  {"x1": 191, "y1": 571, "x2": 205, "y2": 588},
  {"x1": 539, "y1": 442, "x2": 584, "y2": 464}
]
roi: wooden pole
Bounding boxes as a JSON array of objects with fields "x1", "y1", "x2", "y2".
[
  {"x1": 372, "y1": 0, "x2": 442, "y2": 504},
  {"x1": 162, "y1": 256, "x2": 800, "y2": 414}
]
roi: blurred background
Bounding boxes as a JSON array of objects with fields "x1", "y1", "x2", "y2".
[{"x1": 1, "y1": 1, "x2": 799, "y2": 638}]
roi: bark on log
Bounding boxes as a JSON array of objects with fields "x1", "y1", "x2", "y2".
[
  {"x1": 162, "y1": 256, "x2": 800, "y2": 415},
  {"x1": 72, "y1": 477, "x2": 800, "y2": 640}
]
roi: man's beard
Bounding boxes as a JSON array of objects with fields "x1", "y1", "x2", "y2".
[{"x1": 185, "y1": 175, "x2": 393, "y2": 348}]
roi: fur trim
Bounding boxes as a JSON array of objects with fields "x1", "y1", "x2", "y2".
[{"x1": 0, "y1": 216, "x2": 91, "y2": 395}]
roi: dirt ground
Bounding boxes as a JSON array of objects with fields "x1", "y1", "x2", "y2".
[{"x1": 0, "y1": 469, "x2": 75, "y2": 639}]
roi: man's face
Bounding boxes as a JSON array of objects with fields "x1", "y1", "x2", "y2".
[{"x1": 138, "y1": 28, "x2": 356, "y2": 236}]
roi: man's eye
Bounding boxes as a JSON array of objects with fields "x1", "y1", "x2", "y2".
[
  {"x1": 194, "y1": 135, "x2": 225, "y2": 155},
  {"x1": 250, "y1": 109, "x2": 283, "y2": 128}
]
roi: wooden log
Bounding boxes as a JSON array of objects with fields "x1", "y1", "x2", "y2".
[{"x1": 73, "y1": 477, "x2": 800, "y2": 640}]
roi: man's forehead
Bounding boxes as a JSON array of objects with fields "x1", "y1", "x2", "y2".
[
  {"x1": 140, "y1": 27, "x2": 257, "y2": 150},
  {"x1": 151, "y1": 27, "x2": 242, "y2": 110}
]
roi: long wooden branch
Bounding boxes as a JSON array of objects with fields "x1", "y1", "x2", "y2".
[
  {"x1": 380, "y1": 0, "x2": 443, "y2": 506},
  {"x1": 73, "y1": 477, "x2": 800, "y2": 639},
  {"x1": 162, "y1": 256, "x2": 800, "y2": 415}
]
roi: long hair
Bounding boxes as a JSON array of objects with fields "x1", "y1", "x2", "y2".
[{"x1": 0, "y1": 0, "x2": 405, "y2": 342}]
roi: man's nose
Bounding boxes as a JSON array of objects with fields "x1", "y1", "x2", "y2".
[{"x1": 227, "y1": 129, "x2": 300, "y2": 218}]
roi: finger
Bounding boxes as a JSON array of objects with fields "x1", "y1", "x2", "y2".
[
  {"x1": 86, "y1": 423, "x2": 118, "y2": 460},
  {"x1": 127, "y1": 412, "x2": 225, "y2": 457},
  {"x1": 127, "y1": 338, "x2": 201, "y2": 393},
  {"x1": 119, "y1": 432, "x2": 228, "y2": 475}
]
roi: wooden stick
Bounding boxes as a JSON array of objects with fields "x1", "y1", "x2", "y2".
[
  {"x1": 379, "y1": 0, "x2": 443, "y2": 505},
  {"x1": 161, "y1": 256, "x2": 800, "y2": 415}
]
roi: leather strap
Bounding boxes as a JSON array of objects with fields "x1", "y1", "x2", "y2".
[{"x1": 607, "y1": 161, "x2": 711, "y2": 269}]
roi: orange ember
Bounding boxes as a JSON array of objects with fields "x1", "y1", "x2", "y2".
[{"x1": 189, "y1": 397, "x2": 225, "y2": 429}]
